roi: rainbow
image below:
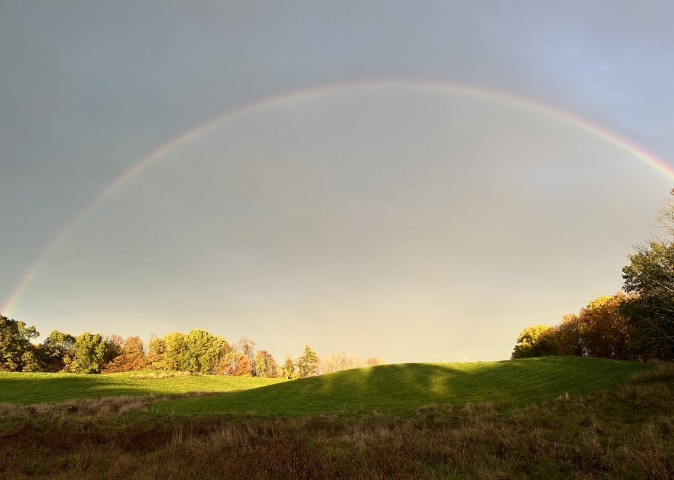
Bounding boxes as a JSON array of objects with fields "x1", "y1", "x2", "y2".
[{"x1": 3, "y1": 80, "x2": 674, "y2": 316}]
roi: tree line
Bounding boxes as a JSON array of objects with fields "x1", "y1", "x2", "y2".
[
  {"x1": 513, "y1": 190, "x2": 674, "y2": 361},
  {"x1": 0, "y1": 320, "x2": 384, "y2": 376}
]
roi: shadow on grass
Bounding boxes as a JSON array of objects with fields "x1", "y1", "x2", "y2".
[
  {"x1": 153, "y1": 356, "x2": 650, "y2": 416},
  {"x1": 0, "y1": 374, "x2": 159, "y2": 404}
]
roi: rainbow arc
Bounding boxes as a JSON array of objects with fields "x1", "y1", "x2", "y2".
[{"x1": 3, "y1": 80, "x2": 674, "y2": 315}]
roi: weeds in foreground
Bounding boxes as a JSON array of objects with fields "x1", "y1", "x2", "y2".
[
  {"x1": 0, "y1": 391, "x2": 215, "y2": 419},
  {"x1": 0, "y1": 361, "x2": 673, "y2": 479}
]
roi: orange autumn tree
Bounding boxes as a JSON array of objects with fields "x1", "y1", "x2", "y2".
[
  {"x1": 103, "y1": 336, "x2": 148, "y2": 373},
  {"x1": 513, "y1": 293, "x2": 633, "y2": 360},
  {"x1": 579, "y1": 293, "x2": 633, "y2": 359}
]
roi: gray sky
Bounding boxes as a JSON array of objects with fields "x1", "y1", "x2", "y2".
[{"x1": 2, "y1": 1, "x2": 673, "y2": 363}]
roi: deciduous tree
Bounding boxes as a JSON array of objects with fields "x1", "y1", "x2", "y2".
[
  {"x1": 146, "y1": 335, "x2": 167, "y2": 369},
  {"x1": 621, "y1": 240, "x2": 674, "y2": 359},
  {"x1": 65, "y1": 332, "x2": 108, "y2": 374},
  {"x1": 103, "y1": 336, "x2": 148, "y2": 373},
  {"x1": 219, "y1": 352, "x2": 253, "y2": 376},
  {"x1": 254, "y1": 349, "x2": 279, "y2": 378},
  {"x1": 282, "y1": 355, "x2": 296, "y2": 380},
  {"x1": 40, "y1": 330, "x2": 75, "y2": 372},
  {"x1": 580, "y1": 294, "x2": 632, "y2": 359},
  {"x1": 184, "y1": 329, "x2": 227, "y2": 373},
  {"x1": 296, "y1": 344, "x2": 318, "y2": 378},
  {"x1": 555, "y1": 314, "x2": 583, "y2": 356},
  {"x1": 511, "y1": 325, "x2": 555, "y2": 359},
  {"x1": 0, "y1": 315, "x2": 39, "y2": 372}
]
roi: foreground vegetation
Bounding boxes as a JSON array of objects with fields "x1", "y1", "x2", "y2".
[
  {"x1": 153, "y1": 356, "x2": 648, "y2": 416},
  {"x1": 0, "y1": 371, "x2": 282, "y2": 405},
  {"x1": 1, "y1": 360, "x2": 672, "y2": 479}
]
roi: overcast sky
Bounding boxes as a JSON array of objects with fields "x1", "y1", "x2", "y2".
[{"x1": 2, "y1": 1, "x2": 674, "y2": 363}]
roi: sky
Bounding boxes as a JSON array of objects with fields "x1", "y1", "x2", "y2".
[{"x1": 2, "y1": 1, "x2": 674, "y2": 363}]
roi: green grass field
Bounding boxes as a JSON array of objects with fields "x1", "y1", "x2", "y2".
[
  {"x1": 0, "y1": 371, "x2": 283, "y2": 404},
  {"x1": 0, "y1": 357, "x2": 650, "y2": 416},
  {"x1": 152, "y1": 356, "x2": 650, "y2": 416},
  {"x1": 0, "y1": 359, "x2": 670, "y2": 479}
]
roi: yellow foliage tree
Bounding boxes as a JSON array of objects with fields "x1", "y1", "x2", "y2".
[{"x1": 511, "y1": 325, "x2": 556, "y2": 359}]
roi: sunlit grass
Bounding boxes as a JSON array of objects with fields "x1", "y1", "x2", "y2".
[
  {"x1": 152, "y1": 356, "x2": 650, "y2": 416},
  {"x1": 0, "y1": 370, "x2": 283, "y2": 404},
  {"x1": 0, "y1": 360, "x2": 671, "y2": 479}
]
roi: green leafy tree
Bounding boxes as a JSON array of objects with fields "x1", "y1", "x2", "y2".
[
  {"x1": 144, "y1": 330, "x2": 229, "y2": 373},
  {"x1": 620, "y1": 241, "x2": 674, "y2": 359},
  {"x1": 619, "y1": 190, "x2": 674, "y2": 359},
  {"x1": 184, "y1": 329, "x2": 227, "y2": 373},
  {"x1": 65, "y1": 332, "x2": 108, "y2": 374},
  {"x1": 40, "y1": 330, "x2": 75, "y2": 372},
  {"x1": 162, "y1": 331, "x2": 190, "y2": 371},
  {"x1": 0, "y1": 315, "x2": 39, "y2": 372},
  {"x1": 296, "y1": 344, "x2": 318, "y2": 378}
]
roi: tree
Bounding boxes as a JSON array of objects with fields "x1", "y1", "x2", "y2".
[
  {"x1": 146, "y1": 335, "x2": 168, "y2": 369},
  {"x1": 0, "y1": 315, "x2": 39, "y2": 372},
  {"x1": 40, "y1": 330, "x2": 75, "y2": 372},
  {"x1": 254, "y1": 349, "x2": 279, "y2": 378},
  {"x1": 511, "y1": 325, "x2": 556, "y2": 359},
  {"x1": 282, "y1": 355, "x2": 296, "y2": 379},
  {"x1": 102, "y1": 334, "x2": 124, "y2": 366},
  {"x1": 235, "y1": 336, "x2": 256, "y2": 358},
  {"x1": 621, "y1": 241, "x2": 674, "y2": 359},
  {"x1": 514, "y1": 294, "x2": 633, "y2": 360},
  {"x1": 619, "y1": 190, "x2": 674, "y2": 359},
  {"x1": 219, "y1": 352, "x2": 253, "y2": 376},
  {"x1": 103, "y1": 336, "x2": 148, "y2": 373},
  {"x1": 555, "y1": 314, "x2": 583, "y2": 356},
  {"x1": 295, "y1": 344, "x2": 318, "y2": 378},
  {"x1": 579, "y1": 294, "x2": 632, "y2": 359},
  {"x1": 162, "y1": 331, "x2": 190, "y2": 371},
  {"x1": 65, "y1": 332, "x2": 108, "y2": 374},
  {"x1": 184, "y1": 329, "x2": 227, "y2": 373},
  {"x1": 215, "y1": 336, "x2": 257, "y2": 376},
  {"x1": 317, "y1": 352, "x2": 386, "y2": 374}
]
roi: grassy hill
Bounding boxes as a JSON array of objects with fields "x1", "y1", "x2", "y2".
[
  {"x1": 0, "y1": 370, "x2": 283, "y2": 404},
  {"x1": 1, "y1": 358, "x2": 668, "y2": 479},
  {"x1": 152, "y1": 356, "x2": 650, "y2": 416}
]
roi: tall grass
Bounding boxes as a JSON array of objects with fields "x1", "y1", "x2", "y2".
[{"x1": 1, "y1": 361, "x2": 673, "y2": 479}]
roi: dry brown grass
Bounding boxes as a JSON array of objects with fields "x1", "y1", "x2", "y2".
[
  {"x1": 1, "y1": 361, "x2": 673, "y2": 479},
  {"x1": 0, "y1": 391, "x2": 216, "y2": 420}
]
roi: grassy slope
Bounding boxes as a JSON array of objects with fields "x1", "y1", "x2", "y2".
[
  {"x1": 153, "y1": 356, "x2": 650, "y2": 416},
  {"x1": 0, "y1": 371, "x2": 283, "y2": 404},
  {"x1": 1, "y1": 361, "x2": 672, "y2": 479}
]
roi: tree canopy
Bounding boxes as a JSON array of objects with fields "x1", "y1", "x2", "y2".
[{"x1": 0, "y1": 315, "x2": 39, "y2": 372}]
